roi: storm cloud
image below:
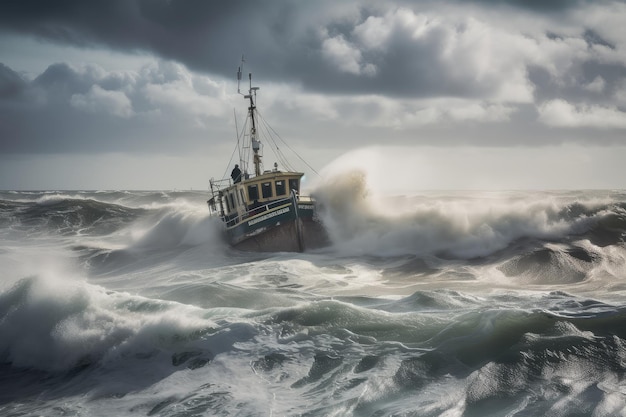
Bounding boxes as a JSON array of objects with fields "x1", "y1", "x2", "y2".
[
  {"x1": 0, "y1": 60, "x2": 235, "y2": 154},
  {"x1": 1, "y1": 0, "x2": 625, "y2": 99},
  {"x1": 1, "y1": 0, "x2": 626, "y2": 188}
]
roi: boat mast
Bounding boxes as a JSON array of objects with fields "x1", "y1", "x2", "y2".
[{"x1": 238, "y1": 58, "x2": 261, "y2": 177}]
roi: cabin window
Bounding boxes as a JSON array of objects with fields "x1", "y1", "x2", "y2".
[
  {"x1": 262, "y1": 182, "x2": 273, "y2": 198},
  {"x1": 275, "y1": 180, "x2": 286, "y2": 196},
  {"x1": 229, "y1": 193, "x2": 236, "y2": 210},
  {"x1": 248, "y1": 184, "x2": 259, "y2": 201},
  {"x1": 240, "y1": 189, "x2": 246, "y2": 206},
  {"x1": 224, "y1": 195, "x2": 231, "y2": 212},
  {"x1": 289, "y1": 179, "x2": 300, "y2": 193}
]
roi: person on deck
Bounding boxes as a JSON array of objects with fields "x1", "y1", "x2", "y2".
[{"x1": 231, "y1": 164, "x2": 242, "y2": 184}]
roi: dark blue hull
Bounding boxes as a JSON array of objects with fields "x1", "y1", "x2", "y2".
[{"x1": 225, "y1": 199, "x2": 327, "y2": 252}]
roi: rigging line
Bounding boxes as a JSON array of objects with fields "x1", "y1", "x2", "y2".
[
  {"x1": 258, "y1": 117, "x2": 294, "y2": 171},
  {"x1": 258, "y1": 119, "x2": 285, "y2": 165},
  {"x1": 222, "y1": 134, "x2": 240, "y2": 183},
  {"x1": 234, "y1": 108, "x2": 242, "y2": 165},
  {"x1": 221, "y1": 113, "x2": 248, "y2": 182},
  {"x1": 256, "y1": 113, "x2": 295, "y2": 171},
  {"x1": 240, "y1": 116, "x2": 250, "y2": 172},
  {"x1": 256, "y1": 110, "x2": 320, "y2": 176},
  {"x1": 256, "y1": 110, "x2": 315, "y2": 175}
]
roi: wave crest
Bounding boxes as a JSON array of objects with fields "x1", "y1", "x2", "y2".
[
  {"x1": 0, "y1": 274, "x2": 217, "y2": 372},
  {"x1": 314, "y1": 172, "x2": 625, "y2": 259}
]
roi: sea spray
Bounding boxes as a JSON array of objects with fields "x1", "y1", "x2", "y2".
[
  {"x1": 2, "y1": 190, "x2": 626, "y2": 416},
  {"x1": 0, "y1": 272, "x2": 217, "y2": 372},
  {"x1": 313, "y1": 171, "x2": 620, "y2": 259},
  {"x1": 129, "y1": 210, "x2": 223, "y2": 250}
]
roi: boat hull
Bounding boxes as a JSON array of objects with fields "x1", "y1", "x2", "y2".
[{"x1": 225, "y1": 199, "x2": 327, "y2": 252}]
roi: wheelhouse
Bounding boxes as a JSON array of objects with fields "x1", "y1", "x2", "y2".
[{"x1": 208, "y1": 171, "x2": 303, "y2": 228}]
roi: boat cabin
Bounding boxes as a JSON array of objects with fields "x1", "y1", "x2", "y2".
[{"x1": 209, "y1": 171, "x2": 303, "y2": 227}]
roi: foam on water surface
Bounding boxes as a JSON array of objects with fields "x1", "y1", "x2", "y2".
[{"x1": 2, "y1": 185, "x2": 626, "y2": 416}]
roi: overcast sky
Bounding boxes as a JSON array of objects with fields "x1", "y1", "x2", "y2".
[{"x1": 1, "y1": 0, "x2": 626, "y2": 190}]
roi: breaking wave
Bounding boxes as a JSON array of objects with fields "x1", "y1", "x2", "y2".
[
  {"x1": 313, "y1": 170, "x2": 626, "y2": 261},
  {"x1": 2, "y1": 188, "x2": 626, "y2": 416},
  {"x1": 0, "y1": 274, "x2": 217, "y2": 373}
]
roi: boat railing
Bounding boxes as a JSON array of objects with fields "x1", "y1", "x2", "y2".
[
  {"x1": 224, "y1": 195, "x2": 294, "y2": 228},
  {"x1": 297, "y1": 195, "x2": 314, "y2": 203},
  {"x1": 209, "y1": 177, "x2": 233, "y2": 195}
]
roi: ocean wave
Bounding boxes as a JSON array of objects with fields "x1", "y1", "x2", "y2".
[
  {"x1": 1, "y1": 196, "x2": 143, "y2": 236},
  {"x1": 2, "y1": 267, "x2": 626, "y2": 415},
  {"x1": 0, "y1": 274, "x2": 219, "y2": 373},
  {"x1": 127, "y1": 210, "x2": 223, "y2": 250},
  {"x1": 207, "y1": 292, "x2": 626, "y2": 416},
  {"x1": 2, "y1": 189, "x2": 626, "y2": 416},
  {"x1": 0, "y1": 191, "x2": 218, "y2": 249},
  {"x1": 77, "y1": 214, "x2": 228, "y2": 277},
  {"x1": 313, "y1": 171, "x2": 626, "y2": 259}
]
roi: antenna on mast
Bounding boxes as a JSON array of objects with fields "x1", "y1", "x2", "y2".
[
  {"x1": 237, "y1": 55, "x2": 245, "y2": 95},
  {"x1": 235, "y1": 54, "x2": 263, "y2": 176}
]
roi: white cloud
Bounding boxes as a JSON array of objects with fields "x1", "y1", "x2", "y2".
[
  {"x1": 352, "y1": 14, "x2": 393, "y2": 50},
  {"x1": 447, "y1": 102, "x2": 515, "y2": 123},
  {"x1": 346, "y1": 4, "x2": 626, "y2": 106},
  {"x1": 353, "y1": 8, "x2": 436, "y2": 50},
  {"x1": 321, "y1": 33, "x2": 376, "y2": 76},
  {"x1": 585, "y1": 76, "x2": 606, "y2": 93},
  {"x1": 389, "y1": 100, "x2": 515, "y2": 128},
  {"x1": 1, "y1": 59, "x2": 241, "y2": 155},
  {"x1": 70, "y1": 85, "x2": 133, "y2": 118},
  {"x1": 571, "y1": 2, "x2": 626, "y2": 62},
  {"x1": 142, "y1": 78, "x2": 227, "y2": 119},
  {"x1": 440, "y1": 17, "x2": 536, "y2": 102},
  {"x1": 353, "y1": 8, "x2": 536, "y2": 103},
  {"x1": 70, "y1": 61, "x2": 232, "y2": 125},
  {"x1": 614, "y1": 82, "x2": 626, "y2": 105},
  {"x1": 280, "y1": 92, "x2": 340, "y2": 121},
  {"x1": 321, "y1": 34, "x2": 362, "y2": 75},
  {"x1": 292, "y1": 95, "x2": 516, "y2": 129},
  {"x1": 538, "y1": 99, "x2": 626, "y2": 129}
]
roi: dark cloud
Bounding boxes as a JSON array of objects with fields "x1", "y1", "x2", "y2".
[
  {"x1": 2, "y1": 0, "x2": 623, "y2": 100},
  {"x1": 528, "y1": 52, "x2": 626, "y2": 107},
  {"x1": 0, "y1": 0, "x2": 475, "y2": 98},
  {"x1": 0, "y1": 63, "x2": 26, "y2": 97},
  {"x1": 0, "y1": 61, "x2": 231, "y2": 154},
  {"x1": 1, "y1": 0, "x2": 626, "y2": 160},
  {"x1": 0, "y1": 0, "x2": 282, "y2": 78},
  {"x1": 583, "y1": 29, "x2": 616, "y2": 50},
  {"x1": 455, "y1": 0, "x2": 589, "y2": 12}
]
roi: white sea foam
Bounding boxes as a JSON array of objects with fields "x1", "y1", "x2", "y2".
[
  {"x1": 0, "y1": 271, "x2": 217, "y2": 372},
  {"x1": 312, "y1": 168, "x2": 614, "y2": 259},
  {"x1": 2, "y1": 189, "x2": 626, "y2": 416},
  {"x1": 128, "y1": 210, "x2": 223, "y2": 250}
]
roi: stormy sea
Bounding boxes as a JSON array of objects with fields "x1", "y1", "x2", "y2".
[{"x1": 2, "y1": 181, "x2": 626, "y2": 416}]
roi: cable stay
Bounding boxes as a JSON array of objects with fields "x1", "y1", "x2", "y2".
[{"x1": 256, "y1": 110, "x2": 319, "y2": 177}]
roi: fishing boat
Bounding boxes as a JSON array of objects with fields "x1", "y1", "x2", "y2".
[{"x1": 207, "y1": 62, "x2": 327, "y2": 252}]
